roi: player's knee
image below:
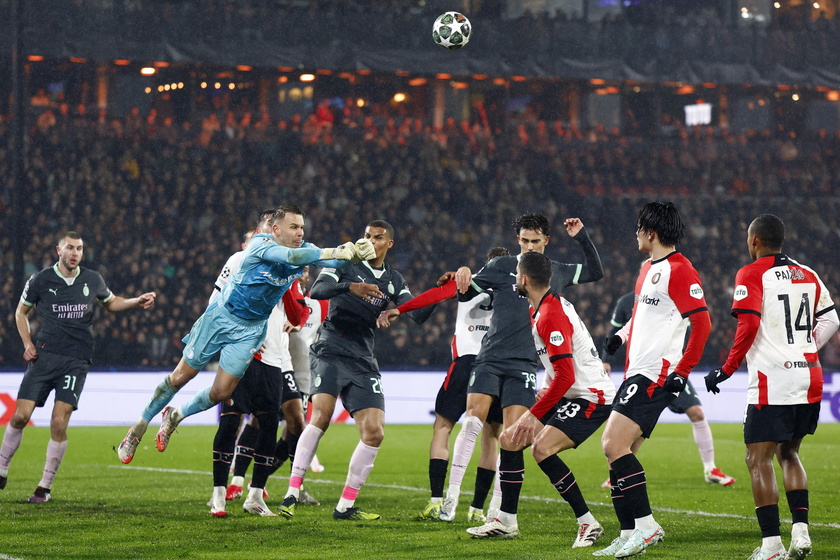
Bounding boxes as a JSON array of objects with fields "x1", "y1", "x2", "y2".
[
  {"x1": 218, "y1": 413, "x2": 240, "y2": 436},
  {"x1": 361, "y1": 425, "x2": 384, "y2": 447}
]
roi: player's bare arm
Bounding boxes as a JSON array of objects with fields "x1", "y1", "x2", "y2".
[
  {"x1": 103, "y1": 292, "x2": 157, "y2": 312},
  {"x1": 14, "y1": 301, "x2": 38, "y2": 362}
]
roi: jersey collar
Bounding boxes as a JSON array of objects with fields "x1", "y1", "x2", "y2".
[
  {"x1": 362, "y1": 260, "x2": 387, "y2": 279},
  {"x1": 53, "y1": 262, "x2": 81, "y2": 280}
]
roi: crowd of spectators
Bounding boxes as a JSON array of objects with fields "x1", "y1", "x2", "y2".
[
  {"x1": 4, "y1": 0, "x2": 840, "y2": 71},
  {"x1": 2, "y1": 101, "x2": 840, "y2": 374},
  {"x1": 0, "y1": 99, "x2": 840, "y2": 369}
]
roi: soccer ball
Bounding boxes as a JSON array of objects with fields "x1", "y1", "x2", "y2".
[{"x1": 432, "y1": 11, "x2": 471, "y2": 50}]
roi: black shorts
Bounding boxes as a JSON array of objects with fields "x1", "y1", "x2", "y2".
[
  {"x1": 667, "y1": 378, "x2": 702, "y2": 414},
  {"x1": 280, "y1": 369, "x2": 302, "y2": 405},
  {"x1": 468, "y1": 359, "x2": 537, "y2": 410},
  {"x1": 743, "y1": 402, "x2": 820, "y2": 444},
  {"x1": 611, "y1": 374, "x2": 676, "y2": 439},
  {"x1": 436, "y1": 356, "x2": 503, "y2": 424},
  {"x1": 545, "y1": 398, "x2": 612, "y2": 448},
  {"x1": 17, "y1": 350, "x2": 89, "y2": 410},
  {"x1": 310, "y1": 350, "x2": 384, "y2": 414},
  {"x1": 222, "y1": 359, "x2": 282, "y2": 415}
]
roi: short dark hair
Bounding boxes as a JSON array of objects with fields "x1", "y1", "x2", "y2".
[
  {"x1": 60, "y1": 231, "x2": 82, "y2": 245},
  {"x1": 751, "y1": 214, "x2": 785, "y2": 250},
  {"x1": 519, "y1": 251, "x2": 553, "y2": 288},
  {"x1": 258, "y1": 209, "x2": 275, "y2": 226},
  {"x1": 486, "y1": 246, "x2": 510, "y2": 261},
  {"x1": 272, "y1": 203, "x2": 304, "y2": 225},
  {"x1": 367, "y1": 220, "x2": 394, "y2": 239},
  {"x1": 513, "y1": 213, "x2": 550, "y2": 237},
  {"x1": 637, "y1": 201, "x2": 684, "y2": 247}
]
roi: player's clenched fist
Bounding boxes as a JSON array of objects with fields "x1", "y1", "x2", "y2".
[{"x1": 353, "y1": 238, "x2": 376, "y2": 262}]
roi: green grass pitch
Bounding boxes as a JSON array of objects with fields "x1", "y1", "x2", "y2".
[{"x1": 1, "y1": 423, "x2": 838, "y2": 559}]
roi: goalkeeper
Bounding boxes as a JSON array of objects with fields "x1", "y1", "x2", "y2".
[{"x1": 117, "y1": 203, "x2": 373, "y2": 464}]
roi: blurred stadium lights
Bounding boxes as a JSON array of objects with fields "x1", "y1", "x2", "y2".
[
  {"x1": 299, "y1": 74, "x2": 315, "y2": 82},
  {"x1": 140, "y1": 67, "x2": 155, "y2": 76},
  {"x1": 27, "y1": 55, "x2": 44, "y2": 61}
]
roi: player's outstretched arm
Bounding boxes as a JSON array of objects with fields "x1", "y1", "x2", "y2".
[
  {"x1": 568, "y1": 221, "x2": 604, "y2": 284},
  {"x1": 103, "y1": 292, "x2": 156, "y2": 313}
]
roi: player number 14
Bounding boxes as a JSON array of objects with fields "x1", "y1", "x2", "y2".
[{"x1": 778, "y1": 293, "x2": 812, "y2": 345}]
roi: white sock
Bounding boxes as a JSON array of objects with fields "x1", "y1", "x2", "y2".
[
  {"x1": 231, "y1": 475, "x2": 245, "y2": 487},
  {"x1": 634, "y1": 514, "x2": 657, "y2": 531},
  {"x1": 497, "y1": 510, "x2": 518, "y2": 528},
  {"x1": 38, "y1": 439, "x2": 68, "y2": 489},
  {"x1": 335, "y1": 441, "x2": 379, "y2": 512},
  {"x1": 448, "y1": 415, "x2": 483, "y2": 493},
  {"x1": 577, "y1": 511, "x2": 597, "y2": 525},
  {"x1": 0, "y1": 425, "x2": 24, "y2": 474},
  {"x1": 762, "y1": 535, "x2": 783, "y2": 551},
  {"x1": 620, "y1": 529, "x2": 634, "y2": 539},
  {"x1": 286, "y1": 424, "x2": 324, "y2": 499},
  {"x1": 791, "y1": 522, "x2": 809, "y2": 538},
  {"x1": 430, "y1": 496, "x2": 443, "y2": 504},
  {"x1": 246, "y1": 485, "x2": 264, "y2": 503},
  {"x1": 691, "y1": 418, "x2": 715, "y2": 468}
]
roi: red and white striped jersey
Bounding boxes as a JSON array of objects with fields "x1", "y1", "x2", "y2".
[
  {"x1": 289, "y1": 294, "x2": 328, "y2": 373},
  {"x1": 626, "y1": 252, "x2": 708, "y2": 384},
  {"x1": 731, "y1": 254, "x2": 835, "y2": 405},
  {"x1": 531, "y1": 293, "x2": 615, "y2": 417}
]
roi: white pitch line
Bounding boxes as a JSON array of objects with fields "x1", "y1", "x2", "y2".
[
  {"x1": 0, "y1": 554, "x2": 28, "y2": 560},
  {"x1": 111, "y1": 465, "x2": 840, "y2": 529}
]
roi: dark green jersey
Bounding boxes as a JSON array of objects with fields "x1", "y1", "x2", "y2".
[
  {"x1": 470, "y1": 227, "x2": 604, "y2": 367},
  {"x1": 20, "y1": 264, "x2": 114, "y2": 361},
  {"x1": 310, "y1": 261, "x2": 432, "y2": 365}
]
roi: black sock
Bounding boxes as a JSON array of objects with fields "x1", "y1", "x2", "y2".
[
  {"x1": 429, "y1": 458, "x2": 448, "y2": 499},
  {"x1": 212, "y1": 414, "x2": 240, "y2": 487},
  {"x1": 250, "y1": 412, "x2": 278, "y2": 490},
  {"x1": 609, "y1": 469, "x2": 636, "y2": 531},
  {"x1": 471, "y1": 466, "x2": 495, "y2": 509},
  {"x1": 537, "y1": 455, "x2": 589, "y2": 518},
  {"x1": 786, "y1": 489, "x2": 809, "y2": 524},
  {"x1": 756, "y1": 504, "x2": 781, "y2": 538},
  {"x1": 611, "y1": 453, "x2": 651, "y2": 519},
  {"x1": 233, "y1": 423, "x2": 259, "y2": 478},
  {"x1": 499, "y1": 449, "x2": 525, "y2": 515}
]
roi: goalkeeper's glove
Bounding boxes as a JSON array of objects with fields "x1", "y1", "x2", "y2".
[
  {"x1": 704, "y1": 368, "x2": 730, "y2": 394},
  {"x1": 320, "y1": 241, "x2": 356, "y2": 261},
  {"x1": 604, "y1": 335, "x2": 622, "y2": 356},
  {"x1": 662, "y1": 372, "x2": 686, "y2": 393},
  {"x1": 352, "y1": 238, "x2": 376, "y2": 263}
]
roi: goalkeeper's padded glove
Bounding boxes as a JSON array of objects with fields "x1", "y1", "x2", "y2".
[
  {"x1": 604, "y1": 335, "x2": 622, "y2": 356},
  {"x1": 704, "y1": 368, "x2": 729, "y2": 394},
  {"x1": 320, "y1": 241, "x2": 356, "y2": 261},
  {"x1": 662, "y1": 372, "x2": 687, "y2": 393},
  {"x1": 352, "y1": 238, "x2": 376, "y2": 263}
]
